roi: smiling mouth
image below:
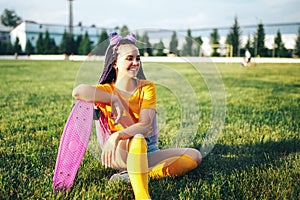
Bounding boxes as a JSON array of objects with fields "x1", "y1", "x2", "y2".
[{"x1": 128, "y1": 67, "x2": 138, "y2": 71}]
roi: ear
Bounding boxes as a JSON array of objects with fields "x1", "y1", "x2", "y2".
[{"x1": 113, "y1": 61, "x2": 117, "y2": 68}]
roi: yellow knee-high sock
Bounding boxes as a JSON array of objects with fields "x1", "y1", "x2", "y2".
[
  {"x1": 127, "y1": 134, "x2": 151, "y2": 200},
  {"x1": 149, "y1": 154, "x2": 198, "y2": 179}
]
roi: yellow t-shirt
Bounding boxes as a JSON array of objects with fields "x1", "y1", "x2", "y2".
[{"x1": 95, "y1": 79, "x2": 156, "y2": 133}]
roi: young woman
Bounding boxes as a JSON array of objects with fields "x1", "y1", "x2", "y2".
[{"x1": 72, "y1": 32, "x2": 202, "y2": 200}]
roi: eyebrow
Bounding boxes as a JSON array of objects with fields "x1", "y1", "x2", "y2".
[{"x1": 126, "y1": 55, "x2": 140, "y2": 58}]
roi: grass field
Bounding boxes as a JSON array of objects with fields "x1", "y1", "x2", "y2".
[{"x1": 0, "y1": 60, "x2": 299, "y2": 199}]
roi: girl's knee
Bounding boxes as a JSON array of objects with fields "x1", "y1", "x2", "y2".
[{"x1": 133, "y1": 134, "x2": 145, "y2": 139}]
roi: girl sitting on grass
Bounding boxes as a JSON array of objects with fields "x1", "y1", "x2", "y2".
[{"x1": 72, "y1": 32, "x2": 202, "y2": 200}]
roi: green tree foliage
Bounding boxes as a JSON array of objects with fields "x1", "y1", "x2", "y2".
[
  {"x1": 120, "y1": 25, "x2": 129, "y2": 37},
  {"x1": 154, "y1": 40, "x2": 165, "y2": 56},
  {"x1": 193, "y1": 36, "x2": 203, "y2": 56},
  {"x1": 35, "y1": 32, "x2": 44, "y2": 54},
  {"x1": 226, "y1": 16, "x2": 241, "y2": 56},
  {"x1": 135, "y1": 32, "x2": 144, "y2": 56},
  {"x1": 274, "y1": 30, "x2": 287, "y2": 57},
  {"x1": 60, "y1": 30, "x2": 76, "y2": 55},
  {"x1": 75, "y1": 34, "x2": 83, "y2": 55},
  {"x1": 243, "y1": 35, "x2": 254, "y2": 56},
  {"x1": 0, "y1": 40, "x2": 13, "y2": 55},
  {"x1": 0, "y1": 9, "x2": 22, "y2": 27},
  {"x1": 210, "y1": 28, "x2": 220, "y2": 56},
  {"x1": 43, "y1": 30, "x2": 52, "y2": 54},
  {"x1": 294, "y1": 27, "x2": 300, "y2": 57},
  {"x1": 140, "y1": 32, "x2": 152, "y2": 56},
  {"x1": 13, "y1": 37, "x2": 22, "y2": 54},
  {"x1": 96, "y1": 30, "x2": 109, "y2": 55},
  {"x1": 169, "y1": 31, "x2": 178, "y2": 55},
  {"x1": 34, "y1": 31, "x2": 58, "y2": 54},
  {"x1": 181, "y1": 29, "x2": 193, "y2": 56},
  {"x1": 49, "y1": 39, "x2": 58, "y2": 54},
  {"x1": 255, "y1": 23, "x2": 267, "y2": 57},
  {"x1": 78, "y1": 31, "x2": 91, "y2": 55},
  {"x1": 25, "y1": 39, "x2": 34, "y2": 55}
]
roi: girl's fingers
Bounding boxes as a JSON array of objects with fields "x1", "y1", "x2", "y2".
[{"x1": 114, "y1": 106, "x2": 123, "y2": 124}]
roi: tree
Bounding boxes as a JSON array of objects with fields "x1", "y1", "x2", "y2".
[
  {"x1": 43, "y1": 30, "x2": 51, "y2": 54},
  {"x1": 135, "y1": 32, "x2": 144, "y2": 56},
  {"x1": 0, "y1": 9, "x2": 22, "y2": 27},
  {"x1": 155, "y1": 40, "x2": 165, "y2": 56},
  {"x1": 274, "y1": 30, "x2": 286, "y2": 57},
  {"x1": 13, "y1": 37, "x2": 22, "y2": 54},
  {"x1": 25, "y1": 39, "x2": 34, "y2": 55},
  {"x1": 75, "y1": 34, "x2": 83, "y2": 55},
  {"x1": 0, "y1": 41, "x2": 13, "y2": 55},
  {"x1": 78, "y1": 31, "x2": 91, "y2": 55},
  {"x1": 169, "y1": 31, "x2": 178, "y2": 55},
  {"x1": 141, "y1": 32, "x2": 152, "y2": 56},
  {"x1": 193, "y1": 36, "x2": 203, "y2": 56},
  {"x1": 210, "y1": 28, "x2": 220, "y2": 56},
  {"x1": 49, "y1": 38, "x2": 58, "y2": 54},
  {"x1": 226, "y1": 16, "x2": 241, "y2": 56},
  {"x1": 35, "y1": 32, "x2": 44, "y2": 54},
  {"x1": 244, "y1": 35, "x2": 254, "y2": 56},
  {"x1": 181, "y1": 29, "x2": 193, "y2": 56},
  {"x1": 294, "y1": 27, "x2": 300, "y2": 57},
  {"x1": 96, "y1": 30, "x2": 109, "y2": 55},
  {"x1": 60, "y1": 30, "x2": 76, "y2": 55},
  {"x1": 120, "y1": 25, "x2": 129, "y2": 37},
  {"x1": 255, "y1": 23, "x2": 267, "y2": 57}
]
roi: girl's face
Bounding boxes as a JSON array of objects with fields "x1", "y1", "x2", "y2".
[{"x1": 115, "y1": 44, "x2": 141, "y2": 79}]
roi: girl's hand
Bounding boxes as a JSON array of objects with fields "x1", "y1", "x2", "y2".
[
  {"x1": 101, "y1": 132, "x2": 120, "y2": 168},
  {"x1": 111, "y1": 95, "x2": 123, "y2": 124}
]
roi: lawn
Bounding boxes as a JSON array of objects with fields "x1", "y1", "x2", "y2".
[{"x1": 0, "y1": 60, "x2": 299, "y2": 199}]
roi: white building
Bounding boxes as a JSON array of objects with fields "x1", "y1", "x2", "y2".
[
  {"x1": 10, "y1": 20, "x2": 114, "y2": 51},
  {"x1": 9, "y1": 21, "x2": 300, "y2": 56},
  {"x1": 0, "y1": 24, "x2": 11, "y2": 42}
]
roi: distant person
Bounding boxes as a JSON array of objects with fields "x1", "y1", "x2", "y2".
[
  {"x1": 243, "y1": 49, "x2": 251, "y2": 67},
  {"x1": 72, "y1": 32, "x2": 202, "y2": 200}
]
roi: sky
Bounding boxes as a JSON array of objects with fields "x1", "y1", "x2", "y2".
[{"x1": 1, "y1": 0, "x2": 299, "y2": 30}]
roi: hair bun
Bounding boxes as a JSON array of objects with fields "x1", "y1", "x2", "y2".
[
  {"x1": 124, "y1": 33, "x2": 136, "y2": 44},
  {"x1": 109, "y1": 32, "x2": 122, "y2": 46}
]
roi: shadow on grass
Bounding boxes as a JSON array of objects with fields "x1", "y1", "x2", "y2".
[{"x1": 194, "y1": 138, "x2": 300, "y2": 179}]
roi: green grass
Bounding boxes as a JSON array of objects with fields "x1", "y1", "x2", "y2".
[{"x1": 0, "y1": 60, "x2": 299, "y2": 199}]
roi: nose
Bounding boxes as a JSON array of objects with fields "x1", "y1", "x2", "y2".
[{"x1": 132, "y1": 59, "x2": 140, "y2": 66}]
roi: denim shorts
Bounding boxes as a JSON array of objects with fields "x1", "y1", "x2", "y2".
[{"x1": 145, "y1": 133, "x2": 159, "y2": 155}]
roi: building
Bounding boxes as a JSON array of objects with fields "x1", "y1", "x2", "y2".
[
  {"x1": 9, "y1": 20, "x2": 114, "y2": 51},
  {"x1": 147, "y1": 22, "x2": 300, "y2": 56},
  {"x1": 0, "y1": 24, "x2": 11, "y2": 43},
  {"x1": 9, "y1": 20, "x2": 300, "y2": 56}
]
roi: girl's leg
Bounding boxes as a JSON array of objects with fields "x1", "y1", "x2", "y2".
[
  {"x1": 109, "y1": 135, "x2": 151, "y2": 199},
  {"x1": 148, "y1": 148, "x2": 201, "y2": 179},
  {"x1": 127, "y1": 134, "x2": 150, "y2": 199}
]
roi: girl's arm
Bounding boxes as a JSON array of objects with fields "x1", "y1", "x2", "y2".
[
  {"x1": 101, "y1": 108, "x2": 156, "y2": 167},
  {"x1": 115, "y1": 108, "x2": 156, "y2": 140},
  {"x1": 72, "y1": 84, "x2": 116, "y2": 103},
  {"x1": 72, "y1": 84, "x2": 123, "y2": 123}
]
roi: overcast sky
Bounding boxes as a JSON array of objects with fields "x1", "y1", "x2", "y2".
[{"x1": 1, "y1": 0, "x2": 299, "y2": 30}]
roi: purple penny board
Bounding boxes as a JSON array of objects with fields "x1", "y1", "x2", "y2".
[{"x1": 53, "y1": 100, "x2": 93, "y2": 192}]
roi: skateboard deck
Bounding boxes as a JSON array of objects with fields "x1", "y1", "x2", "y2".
[
  {"x1": 95, "y1": 112, "x2": 110, "y2": 149},
  {"x1": 53, "y1": 100, "x2": 93, "y2": 192}
]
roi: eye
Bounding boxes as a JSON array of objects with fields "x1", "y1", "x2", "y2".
[
  {"x1": 136, "y1": 56, "x2": 141, "y2": 61},
  {"x1": 126, "y1": 56, "x2": 133, "y2": 61}
]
